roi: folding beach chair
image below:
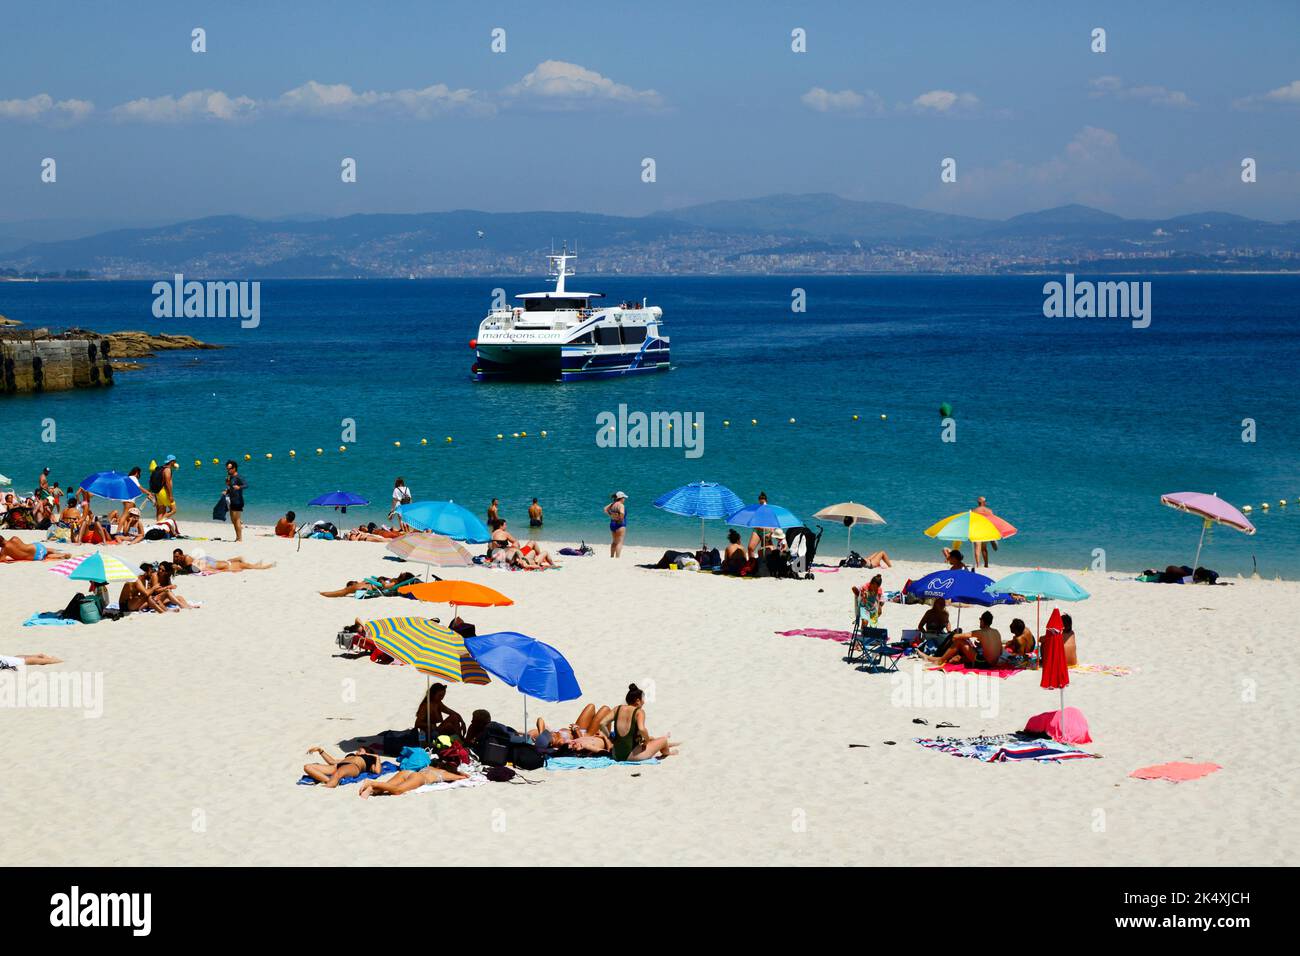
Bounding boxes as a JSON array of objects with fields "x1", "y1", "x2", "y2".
[{"x1": 845, "y1": 596, "x2": 904, "y2": 672}]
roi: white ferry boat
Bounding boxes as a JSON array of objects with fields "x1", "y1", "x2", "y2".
[{"x1": 470, "y1": 245, "x2": 670, "y2": 382}]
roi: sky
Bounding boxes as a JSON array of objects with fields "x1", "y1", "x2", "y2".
[{"x1": 2, "y1": 0, "x2": 1299, "y2": 233}]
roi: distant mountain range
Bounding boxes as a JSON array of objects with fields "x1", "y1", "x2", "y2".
[{"x1": 2, "y1": 194, "x2": 1298, "y2": 278}]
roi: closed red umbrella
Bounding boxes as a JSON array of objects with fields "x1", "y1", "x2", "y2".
[{"x1": 1039, "y1": 607, "x2": 1069, "y2": 691}]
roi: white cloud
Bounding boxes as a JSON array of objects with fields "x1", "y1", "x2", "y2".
[
  {"x1": 800, "y1": 87, "x2": 886, "y2": 115},
  {"x1": 276, "y1": 80, "x2": 490, "y2": 118},
  {"x1": 1234, "y1": 79, "x2": 1300, "y2": 110},
  {"x1": 0, "y1": 93, "x2": 94, "y2": 123},
  {"x1": 503, "y1": 60, "x2": 664, "y2": 110},
  {"x1": 909, "y1": 89, "x2": 980, "y2": 114},
  {"x1": 112, "y1": 90, "x2": 258, "y2": 123},
  {"x1": 1089, "y1": 75, "x2": 1196, "y2": 109}
]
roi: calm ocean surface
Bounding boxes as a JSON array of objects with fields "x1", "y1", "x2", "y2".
[{"x1": 2, "y1": 275, "x2": 1297, "y2": 576}]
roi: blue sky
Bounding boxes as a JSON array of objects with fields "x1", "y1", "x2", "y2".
[{"x1": 2, "y1": 0, "x2": 1299, "y2": 229}]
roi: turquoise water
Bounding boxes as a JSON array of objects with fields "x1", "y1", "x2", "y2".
[{"x1": 2, "y1": 275, "x2": 1298, "y2": 576}]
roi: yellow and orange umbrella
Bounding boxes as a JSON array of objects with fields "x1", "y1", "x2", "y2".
[{"x1": 923, "y1": 509, "x2": 1017, "y2": 543}]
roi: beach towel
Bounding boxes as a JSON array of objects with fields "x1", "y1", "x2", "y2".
[
  {"x1": 544, "y1": 756, "x2": 661, "y2": 770},
  {"x1": 916, "y1": 733, "x2": 1099, "y2": 763},
  {"x1": 933, "y1": 661, "x2": 1023, "y2": 679},
  {"x1": 1130, "y1": 762, "x2": 1221, "y2": 782},
  {"x1": 412, "y1": 771, "x2": 487, "y2": 794},
  {"x1": 1071, "y1": 663, "x2": 1136, "y2": 677},
  {"x1": 297, "y1": 760, "x2": 399, "y2": 786},
  {"x1": 23, "y1": 612, "x2": 77, "y2": 627},
  {"x1": 773, "y1": 627, "x2": 853, "y2": 643}
]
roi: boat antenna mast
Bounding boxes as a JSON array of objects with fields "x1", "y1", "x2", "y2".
[{"x1": 547, "y1": 239, "x2": 577, "y2": 294}]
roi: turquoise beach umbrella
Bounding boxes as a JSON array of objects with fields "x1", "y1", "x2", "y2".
[
  {"x1": 986, "y1": 569, "x2": 1090, "y2": 633},
  {"x1": 396, "y1": 500, "x2": 491, "y2": 543}
]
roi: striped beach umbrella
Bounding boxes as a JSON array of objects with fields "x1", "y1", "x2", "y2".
[
  {"x1": 362, "y1": 617, "x2": 490, "y2": 685},
  {"x1": 924, "y1": 509, "x2": 1015, "y2": 544},
  {"x1": 386, "y1": 532, "x2": 471, "y2": 580},
  {"x1": 48, "y1": 551, "x2": 137, "y2": 583}
]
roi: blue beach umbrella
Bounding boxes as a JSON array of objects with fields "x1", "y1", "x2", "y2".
[
  {"x1": 653, "y1": 480, "x2": 745, "y2": 548},
  {"x1": 727, "y1": 502, "x2": 803, "y2": 530},
  {"x1": 986, "y1": 569, "x2": 1090, "y2": 634},
  {"x1": 79, "y1": 471, "x2": 143, "y2": 501},
  {"x1": 906, "y1": 568, "x2": 1014, "y2": 628},
  {"x1": 396, "y1": 500, "x2": 490, "y2": 543},
  {"x1": 464, "y1": 631, "x2": 582, "y2": 727},
  {"x1": 308, "y1": 491, "x2": 370, "y2": 510}
]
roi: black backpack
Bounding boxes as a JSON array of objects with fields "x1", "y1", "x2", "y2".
[
  {"x1": 473, "y1": 722, "x2": 512, "y2": 767},
  {"x1": 149, "y1": 467, "x2": 165, "y2": 493},
  {"x1": 509, "y1": 741, "x2": 545, "y2": 771}
]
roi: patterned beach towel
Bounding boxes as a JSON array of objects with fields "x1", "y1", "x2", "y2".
[
  {"x1": 1072, "y1": 663, "x2": 1136, "y2": 677},
  {"x1": 916, "y1": 733, "x2": 1099, "y2": 763}
]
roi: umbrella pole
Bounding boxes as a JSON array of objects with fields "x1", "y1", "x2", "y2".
[
  {"x1": 425, "y1": 674, "x2": 432, "y2": 748},
  {"x1": 1192, "y1": 519, "x2": 1208, "y2": 573},
  {"x1": 846, "y1": 523, "x2": 853, "y2": 557},
  {"x1": 700, "y1": 517, "x2": 706, "y2": 551}
]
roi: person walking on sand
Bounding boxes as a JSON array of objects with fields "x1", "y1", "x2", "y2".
[
  {"x1": 604, "y1": 491, "x2": 627, "y2": 558},
  {"x1": 150, "y1": 456, "x2": 179, "y2": 527},
  {"x1": 224, "y1": 460, "x2": 247, "y2": 543},
  {"x1": 389, "y1": 477, "x2": 412, "y2": 520},
  {"x1": 529, "y1": 497, "x2": 543, "y2": 528},
  {"x1": 972, "y1": 495, "x2": 997, "y2": 568}
]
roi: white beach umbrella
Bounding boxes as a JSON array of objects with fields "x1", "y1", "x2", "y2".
[{"x1": 813, "y1": 501, "x2": 886, "y2": 555}]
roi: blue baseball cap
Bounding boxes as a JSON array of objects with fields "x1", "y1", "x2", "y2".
[{"x1": 164, "y1": 455, "x2": 177, "y2": 464}]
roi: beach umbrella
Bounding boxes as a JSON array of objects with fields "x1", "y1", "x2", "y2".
[
  {"x1": 464, "y1": 630, "x2": 581, "y2": 727},
  {"x1": 396, "y1": 500, "x2": 491, "y2": 543},
  {"x1": 653, "y1": 481, "x2": 745, "y2": 549},
  {"x1": 727, "y1": 502, "x2": 802, "y2": 529},
  {"x1": 986, "y1": 569, "x2": 1090, "y2": 634},
  {"x1": 386, "y1": 532, "x2": 471, "y2": 580},
  {"x1": 398, "y1": 579, "x2": 514, "y2": 617},
  {"x1": 79, "y1": 471, "x2": 142, "y2": 501},
  {"x1": 814, "y1": 501, "x2": 886, "y2": 555},
  {"x1": 48, "y1": 551, "x2": 136, "y2": 583},
  {"x1": 905, "y1": 568, "x2": 1013, "y2": 628},
  {"x1": 924, "y1": 509, "x2": 1016, "y2": 545},
  {"x1": 363, "y1": 616, "x2": 491, "y2": 743},
  {"x1": 1160, "y1": 491, "x2": 1256, "y2": 572},
  {"x1": 308, "y1": 491, "x2": 369, "y2": 513},
  {"x1": 1038, "y1": 607, "x2": 1070, "y2": 738}
]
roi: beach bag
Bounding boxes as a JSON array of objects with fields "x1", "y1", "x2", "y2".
[
  {"x1": 76, "y1": 593, "x2": 103, "y2": 625},
  {"x1": 473, "y1": 722, "x2": 512, "y2": 767},
  {"x1": 695, "y1": 547, "x2": 720, "y2": 569},
  {"x1": 509, "y1": 742, "x2": 545, "y2": 771},
  {"x1": 398, "y1": 746, "x2": 432, "y2": 771},
  {"x1": 149, "y1": 467, "x2": 165, "y2": 494},
  {"x1": 840, "y1": 551, "x2": 865, "y2": 568},
  {"x1": 485, "y1": 766, "x2": 516, "y2": 783},
  {"x1": 398, "y1": 487, "x2": 412, "y2": 505},
  {"x1": 212, "y1": 496, "x2": 229, "y2": 522}
]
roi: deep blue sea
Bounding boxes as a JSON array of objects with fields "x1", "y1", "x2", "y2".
[{"x1": 2, "y1": 275, "x2": 1297, "y2": 576}]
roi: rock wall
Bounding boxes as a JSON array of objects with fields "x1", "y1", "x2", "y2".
[{"x1": 0, "y1": 335, "x2": 115, "y2": 394}]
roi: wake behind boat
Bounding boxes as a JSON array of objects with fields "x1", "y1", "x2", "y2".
[{"x1": 470, "y1": 245, "x2": 670, "y2": 382}]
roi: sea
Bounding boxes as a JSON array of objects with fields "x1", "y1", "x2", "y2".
[{"x1": 2, "y1": 274, "x2": 1297, "y2": 577}]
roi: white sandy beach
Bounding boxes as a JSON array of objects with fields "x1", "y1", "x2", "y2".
[{"x1": 1, "y1": 520, "x2": 1296, "y2": 867}]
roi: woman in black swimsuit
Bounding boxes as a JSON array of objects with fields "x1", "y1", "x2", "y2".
[{"x1": 303, "y1": 746, "x2": 383, "y2": 787}]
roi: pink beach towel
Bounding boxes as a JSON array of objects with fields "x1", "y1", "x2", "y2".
[
  {"x1": 934, "y1": 662, "x2": 1023, "y2": 679},
  {"x1": 774, "y1": 628, "x2": 853, "y2": 643},
  {"x1": 1024, "y1": 706, "x2": 1092, "y2": 744},
  {"x1": 1129, "y1": 762, "x2": 1221, "y2": 783}
]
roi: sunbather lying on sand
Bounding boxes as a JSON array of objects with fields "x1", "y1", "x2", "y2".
[
  {"x1": 173, "y1": 551, "x2": 274, "y2": 573},
  {"x1": 319, "y1": 572, "x2": 418, "y2": 598},
  {"x1": 0, "y1": 534, "x2": 71, "y2": 562},
  {"x1": 357, "y1": 761, "x2": 468, "y2": 798},
  {"x1": 303, "y1": 746, "x2": 385, "y2": 787},
  {"x1": 1, "y1": 653, "x2": 63, "y2": 669},
  {"x1": 531, "y1": 703, "x2": 614, "y2": 754}
]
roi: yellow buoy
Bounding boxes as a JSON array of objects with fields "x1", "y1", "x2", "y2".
[
  {"x1": 1261, "y1": 503, "x2": 1270, "y2": 510},
  {"x1": 520, "y1": 431, "x2": 527, "y2": 437},
  {"x1": 339, "y1": 445, "x2": 347, "y2": 452},
  {"x1": 211, "y1": 458, "x2": 219, "y2": 465},
  {"x1": 420, "y1": 438, "x2": 428, "y2": 445},
  {"x1": 723, "y1": 420, "x2": 730, "y2": 427},
  {"x1": 1243, "y1": 505, "x2": 1253, "y2": 513},
  {"x1": 852, "y1": 414, "x2": 859, "y2": 421},
  {"x1": 692, "y1": 421, "x2": 698, "y2": 428},
  {"x1": 513, "y1": 432, "x2": 522, "y2": 438},
  {"x1": 789, "y1": 418, "x2": 796, "y2": 424},
  {"x1": 445, "y1": 436, "x2": 453, "y2": 443},
  {"x1": 497, "y1": 434, "x2": 504, "y2": 440},
  {"x1": 244, "y1": 454, "x2": 251, "y2": 461},
  {"x1": 394, "y1": 441, "x2": 401, "y2": 447},
  {"x1": 289, "y1": 450, "x2": 296, "y2": 457},
  {"x1": 1281, "y1": 500, "x2": 1288, "y2": 507},
  {"x1": 316, "y1": 448, "x2": 323, "y2": 455},
  {"x1": 751, "y1": 419, "x2": 757, "y2": 425},
  {"x1": 881, "y1": 414, "x2": 887, "y2": 420},
  {"x1": 193, "y1": 460, "x2": 201, "y2": 467},
  {"x1": 265, "y1": 453, "x2": 272, "y2": 459},
  {"x1": 540, "y1": 430, "x2": 548, "y2": 437}
]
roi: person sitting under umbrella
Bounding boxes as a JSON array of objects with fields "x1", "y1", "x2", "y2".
[
  {"x1": 1061, "y1": 613, "x2": 1079, "y2": 667},
  {"x1": 722, "y1": 529, "x2": 748, "y2": 575},
  {"x1": 1004, "y1": 618, "x2": 1036, "y2": 657},
  {"x1": 923, "y1": 610, "x2": 1003, "y2": 668},
  {"x1": 942, "y1": 547, "x2": 967, "y2": 570},
  {"x1": 414, "y1": 683, "x2": 466, "y2": 742}
]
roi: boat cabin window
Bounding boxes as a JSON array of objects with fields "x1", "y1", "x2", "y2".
[
  {"x1": 524, "y1": 297, "x2": 587, "y2": 312},
  {"x1": 621, "y1": 326, "x2": 647, "y2": 344},
  {"x1": 595, "y1": 327, "x2": 622, "y2": 346}
]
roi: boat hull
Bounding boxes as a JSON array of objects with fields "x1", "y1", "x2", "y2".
[{"x1": 474, "y1": 338, "x2": 670, "y2": 382}]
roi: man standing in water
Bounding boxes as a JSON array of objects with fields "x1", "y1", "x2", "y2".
[
  {"x1": 529, "y1": 498, "x2": 543, "y2": 528},
  {"x1": 225, "y1": 459, "x2": 247, "y2": 543}
]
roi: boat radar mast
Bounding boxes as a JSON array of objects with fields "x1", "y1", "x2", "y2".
[{"x1": 547, "y1": 242, "x2": 577, "y2": 295}]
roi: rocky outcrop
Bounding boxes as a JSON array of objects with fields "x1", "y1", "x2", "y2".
[{"x1": 0, "y1": 327, "x2": 220, "y2": 394}]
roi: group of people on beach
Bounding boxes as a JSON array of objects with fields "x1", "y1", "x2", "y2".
[
  {"x1": 302, "y1": 681, "x2": 680, "y2": 797},
  {"x1": 894, "y1": 595, "x2": 1080, "y2": 669}
]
